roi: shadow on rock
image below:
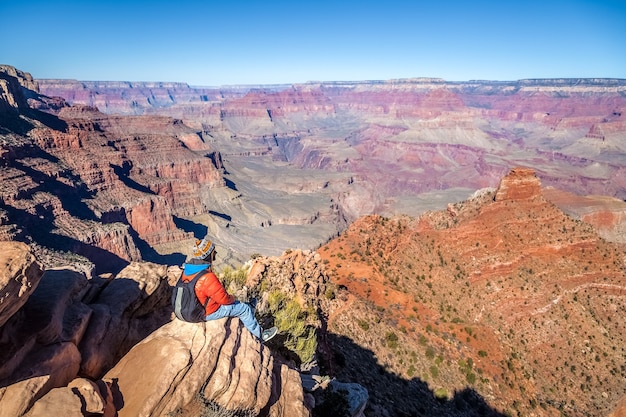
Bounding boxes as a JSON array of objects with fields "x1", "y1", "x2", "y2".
[
  {"x1": 323, "y1": 333, "x2": 507, "y2": 417},
  {"x1": 174, "y1": 216, "x2": 208, "y2": 240}
]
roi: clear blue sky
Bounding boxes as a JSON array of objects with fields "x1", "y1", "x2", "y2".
[{"x1": 1, "y1": 0, "x2": 625, "y2": 86}]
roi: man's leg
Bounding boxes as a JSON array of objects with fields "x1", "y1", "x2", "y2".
[{"x1": 206, "y1": 301, "x2": 262, "y2": 339}]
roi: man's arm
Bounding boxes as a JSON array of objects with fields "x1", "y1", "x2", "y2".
[{"x1": 201, "y1": 271, "x2": 235, "y2": 305}]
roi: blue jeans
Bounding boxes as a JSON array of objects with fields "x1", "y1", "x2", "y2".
[{"x1": 205, "y1": 301, "x2": 262, "y2": 339}]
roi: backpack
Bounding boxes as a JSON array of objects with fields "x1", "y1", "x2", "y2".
[{"x1": 171, "y1": 269, "x2": 210, "y2": 322}]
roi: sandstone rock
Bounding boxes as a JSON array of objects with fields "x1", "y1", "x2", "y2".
[
  {"x1": 0, "y1": 376, "x2": 49, "y2": 417},
  {"x1": 0, "y1": 257, "x2": 181, "y2": 416},
  {"x1": 67, "y1": 378, "x2": 109, "y2": 414},
  {"x1": 79, "y1": 261, "x2": 173, "y2": 378},
  {"x1": 23, "y1": 386, "x2": 84, "y2": 417},
  {"x1": 329, "y1": 380, "x2": 369, "y2": 417},
  {"x1": 0, "y1": 65, "x2": 38, "y2": 93},
  {"x1": 250, "y1": 249, "x2": 329, "y2": 307},
  {"x1": 0, "y1": 268, "x2": 85, "y2": 383},
  {"x1": 268, "y1": 362, "x2": 310, "y2": 417},
  {"x1": 0, "y1": 241, "x2": 43, "y2": 327},
  {"x1": 21, "y1": 269, "x2": 89, "y2": 345},
  {"x1": 104, "y1": 318, "x2": 309, "y2": 417},
  {"x1": 495, "y1": 167, "x2": 542, "y2": 201},
  {"x1": 0, "y1": 65, "x2": 31, "y2": 112},
  {"x1": 0, "y1": 342, "x2": 81, "y2": 416}
]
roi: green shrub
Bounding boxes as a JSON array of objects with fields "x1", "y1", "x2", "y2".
[
  {"x1": 385, "y1": 331, "x2": 399, "y2": 348},
  {"x1": 357, "y1": 319, "x2": 370, "y2": 331},
  {"x1": 324, "y1": 285, "x2": 336, "y2": 300},
  {"x1": 466, "y1": 372, "x2": 476, "y2": 384},
  {"x1": 220, "y1": 266, "x2": 248, "y2": 290},
  {"x1": 425, "y1": 346, "x2": 436, "y2": 360},
  {"x1": 434, "y1": 387, "x2": 449, "y2": 401},
  {"x1": 168, "y1": 396, "x2": 255, "y2": 417},
  {"x1": 268, "y1": 291, "x2": 317, "y2": 364}
]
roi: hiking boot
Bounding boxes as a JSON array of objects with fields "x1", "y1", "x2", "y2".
[{"x1": 261, "y1": 326, "x2": 278, "y2": 342}]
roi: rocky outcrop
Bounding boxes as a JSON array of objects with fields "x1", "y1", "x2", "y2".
[
  {"x1": 0, "y1": 253, "x2": 177, "y2": 416},
  {"x1": 0, "y1": 242, "x2": 43, "y2": 327},
  {"x1": 36, "y1": 73, "x2": 626, "y2": 262},
  {"x1": 0, "y1": 241, "x2": 312, "y2": 416},
  {"x1": 0, "y1": 65, "x2": 35, "y2": 113},
  {"x1": 494, "y1": 167, "x2": 543, "y2": 201},
  {"x1": 103, "y1": 319, "x2": 307, "y2": 417},
  {"x1": 319, "y1": 167, "x2": 626, "y2": 416},
  {"x1": 5, "y1": 66, "x2": 626, "y2": 271}
]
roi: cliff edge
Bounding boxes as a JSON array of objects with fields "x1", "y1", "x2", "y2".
[{"x1": 0, "y1": 242, "x2": 310, "y2": 417}]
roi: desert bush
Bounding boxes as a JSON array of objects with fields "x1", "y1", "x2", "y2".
[
  {"x1": 357, "y1": 319, "x2": 370, "y2": 331},
  {"x1": 466, "y1": 371, "x2": 477, "y2": 384},
  {"x1": 168, "y1": 396, "x2": 255, "y2": 417},
  {"x1": 425, "y1": 346, "x2": 436, "y2": 359},
  {"x1": 434, "y1": 387, "x2": 449, "y2": 401},
  {"x1": 268, "y1": 291, "x2": 317, "y2": 364},
  {"x1": 220, "y1": 265, "x2": 248, "y2": 291},
  {"x1": 385, "y1": 331, "x2": 399, "y2": 348}
]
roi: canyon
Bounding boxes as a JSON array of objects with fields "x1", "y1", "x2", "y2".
[
  {"x1": 36, "y1": 75, "x2": 626, "y2": 268},
  {"x1": 1, "y1": 65, "x2": 626, "y2": 416}
]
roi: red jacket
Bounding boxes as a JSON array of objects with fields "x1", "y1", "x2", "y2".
[{"x1": 192, "y1": 270, "x2": 235, "y2": 316}]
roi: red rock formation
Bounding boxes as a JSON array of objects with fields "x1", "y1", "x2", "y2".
[
  {"x1": 0, "y1": 242, "x2": 43, "y2": 327},
  {"x1": 319, "y1": 168, "x2": 626, "y2": 417},
  {"x1": 8, "y1": 66, "x2": 626, "y2": 274},
  {"x1": 494, "y1": 167, "x2": 542, "y2": 201},
  {"x1": 1, "y1": 66, "x2": 226, "y2": 271}
]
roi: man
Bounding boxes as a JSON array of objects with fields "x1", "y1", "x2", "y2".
[{"x1": 182, "y1": 237, "x2": 277, "y2": 342}]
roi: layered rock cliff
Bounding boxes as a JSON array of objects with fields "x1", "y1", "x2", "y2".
[
  {"x1": 36, "y1": 74, "x2": 626, "y2": 265},
  {"x1": 0, "y1": 66, "x2": 227, "y2": 273}
]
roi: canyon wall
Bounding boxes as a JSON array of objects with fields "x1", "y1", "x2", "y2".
[
  {"x1": 1, "y1": 67, "x2": 225, "y2": 273},
  {"x1": 3, "y1": 64, "x2": 626, "y2": 273},
  {"x1": 38, "y1": 76, "x2": 626, "y2": 255}
]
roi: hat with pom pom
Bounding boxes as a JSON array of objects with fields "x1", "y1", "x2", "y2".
[{"x1": 192, "y1": 238, "x2": 215, "y2": 262}]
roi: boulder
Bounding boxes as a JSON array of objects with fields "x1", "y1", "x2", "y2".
[
  {"x1": 104, "y1": 318, "x2": 309, "y2": 417},
  {"x1": 0, "y1": 342, "x2": 80, "y2": 417},
  {"x1": 0, "y1": 242, "x2": 43, "y2": 327},
  {"x1": 23, "y1": 386, "x2": 84, "y2": 417},
  {"x1": 0, "y1": 268, "x2": 87, "y2": 383},
  {"x1": 330, "y1": 380, "x2": 369, "y2": 417},
  {"x1": 78, "y1": 262, "x2": 174, "y2": 378}
]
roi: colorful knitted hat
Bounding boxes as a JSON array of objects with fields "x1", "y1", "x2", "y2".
[{"x1": 192, "y1": 238, "x2": 215, "y2": 261}]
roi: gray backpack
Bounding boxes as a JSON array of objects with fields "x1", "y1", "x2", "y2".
[{"x1": 171, "y1": 270, "x2": 209, "y2": 322}]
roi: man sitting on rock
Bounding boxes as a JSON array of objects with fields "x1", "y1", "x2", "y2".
[{"x1": 182, "y1": 237, "x2": 277, "y2": 342}]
